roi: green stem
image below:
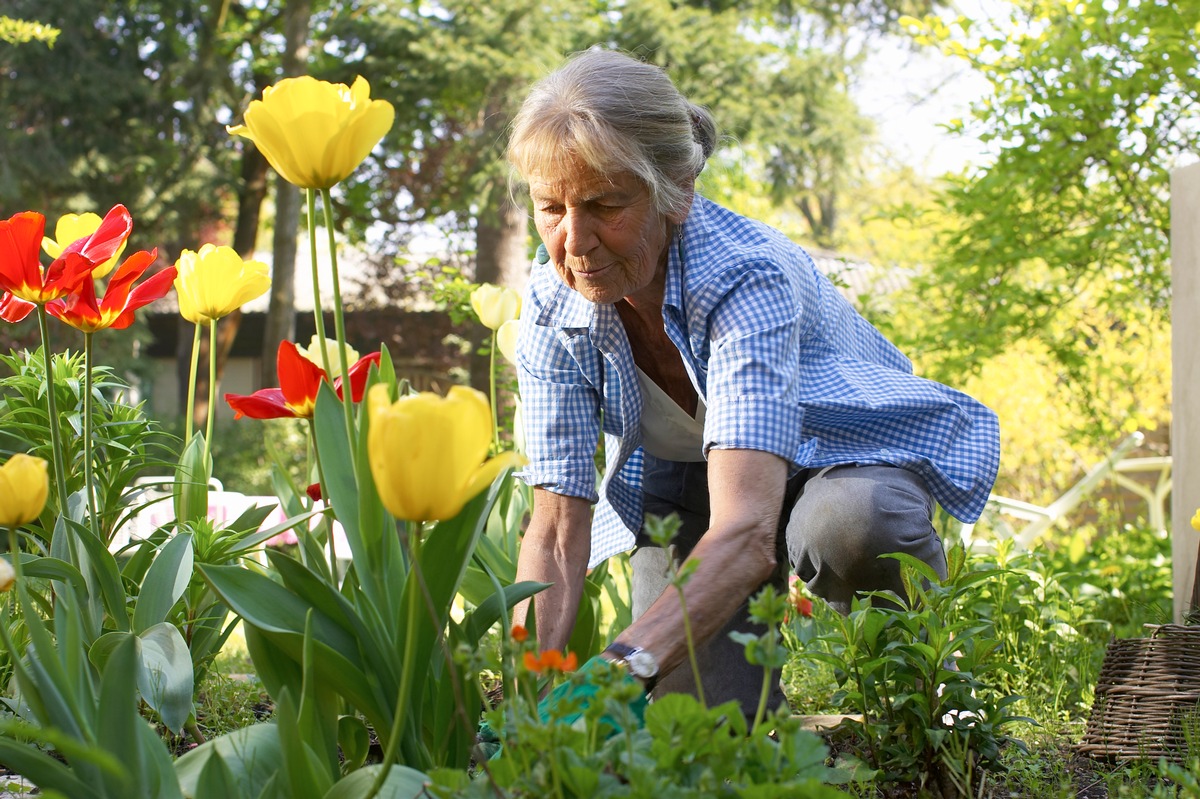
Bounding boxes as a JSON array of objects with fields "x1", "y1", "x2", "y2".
[
  {"x1": 752, "y1": 665, "x2": 770, "y2": 733},
  {"x1": 83, "y1": 333, "x2": 100, "y2": 540},
  {"x1": 489, "y1": 336, "x2": 499, "y2": 453},
  {"x1": 184, "y1": 324, "x2": 202, "y2": 447},
  {"x1": 35, "y1": 307, "x2": 69, "y2": 513},
  {"x1": 674, "y1": 582, "x2": 706, "y2": 709},
  {"x1": 306, "y1": 420, "x2": 337, "y2": 580},
  {"x1": 306, "y1": 189, "x2": 332, "y2": 376},
  {"x1": 319, "y1": 188, "x2": 357, "y2": 463},
  {"x1": 8, "y1": 526, "x2": 22, "y2": 587},
  {"x1": 203, "y1": 320, "x2": 218, "y2": 466},
  {"x1": 367, "y1": 522, "x2": 422, "y2": 798}
]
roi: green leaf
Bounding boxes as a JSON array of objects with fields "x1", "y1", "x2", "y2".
[
  {"x1": 200, "y1": 564, "x2": 359, "y2": 654},
  {"x1": 313, "y1": 384, "x2": 359, "y2": 538},
  {"x1": 136, "y1": 623, "x2": 195, "y2": 735},
  {"x1": 461, "y1": 580, "x2": 549, "y2": 646},
  {"x1": 193, "y1": 751, "x2": 248, "y2": 799},
  {"x1": 20, "y1": 555, "x2": 87, "y2": 593},
  {"x1": 336, "y1": 715, "x2": 371, "y2": 772},
  {"x1": 321, "y1": 765, "x2": 430, "y2": 799},
  {"x1": 0, "y1": 737, "x2": 97, "y2": 799},
  {"x1": 63, "y1": 515, "x2": 130, "y2": 633},
  {"x1": 133, "y1": 532, "x2": 194, "y2": 633},
  {"x1": 95, "y1": 635, "x2": 138, "y2": 797},
  {"x1": 174, "y1": 434, "x2": 211, "y2": 525},
  {"x1": 274, "y1": 688, "x2": 333, "y2": 799},
  {"x1": 175, "y1": 723, "x2": 283, "y2": 798}
]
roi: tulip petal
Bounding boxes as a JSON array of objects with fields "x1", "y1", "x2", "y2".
[
  {"x1": 0, "y1": 292, "x2": 35, "y2": 323},
  {"x1": 276, "y1": 341, "x2": 324, "y2": 415},
  {"x1": 458, "y1": 452, "x2": 527, "y2": 511},
  {"x1": 0, "y1": 212, "x2": 46, "y2": 297},
  {"x1": 335, "y1": 352, "x2": 382, "y2": 402},
  {"x1": 225, "y1": 389, "x2": 297, "y2": 420}
]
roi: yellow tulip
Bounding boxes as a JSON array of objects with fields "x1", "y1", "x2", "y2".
[
  {"x1": 298, "y1": 334, "x2": 359, "y2": 379},
  {"x1": 0, "y1": 557, "x2": 13, "y2": 593},
  {"x1": 227, "y1": 76, "x2": 395, "y2": 190},
  {"x1": 496, "y1": 319, "x2": 520, "y2": 365},
  {"x1": 471, "y1": 284, "x2": 522, "y2": 331},
  {"x1": 41, "y1": 212, "x2": 127, "y2": 279},
  {"x1": 367, "y1": 384, "x2": 525, "y2": 522},
  {"x1": 1192, "y1": 508, "x2": 1200, "y2": 532},
  {"x1": 174, "y1": 244, "x2": 271, "y2": 325},
  {"x1": 0, "y1": 453, "x2": 49, "y2": 528}
]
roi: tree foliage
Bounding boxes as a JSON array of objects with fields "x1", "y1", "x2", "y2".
[{"x1": 896, "y1": 0, "x2": 1199, "y2": 378}]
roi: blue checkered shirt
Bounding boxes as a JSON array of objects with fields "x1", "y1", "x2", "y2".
[{"x1": 515, "y1": 196, "x2": 1000, "y2": 568}]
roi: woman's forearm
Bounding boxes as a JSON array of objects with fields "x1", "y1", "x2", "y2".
[{"x1": 513, "y1": 489, "x2": 593, "y2": 652}]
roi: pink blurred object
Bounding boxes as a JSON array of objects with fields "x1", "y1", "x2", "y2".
[{"x1": 114, "y1": 484, "x2": 349, "y2": 561}]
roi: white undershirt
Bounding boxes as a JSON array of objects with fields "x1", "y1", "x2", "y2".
[{"x1": 635, "y1": 367, "x2": 706, "y2": 462}]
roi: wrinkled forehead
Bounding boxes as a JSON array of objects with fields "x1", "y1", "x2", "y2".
[{"x1": 527, "y1": 161, "x2": 644, "y2": 206}]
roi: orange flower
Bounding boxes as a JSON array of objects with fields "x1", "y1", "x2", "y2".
[
  {"x1": 523, "y1": 649, "x2": 578, "y2": 674},
  {"x1": 510, "y1": 624, "x2": 529, "y2": 643},
  {"x1": 788, "y1": 578, "x2": 813, "y2": 618}
]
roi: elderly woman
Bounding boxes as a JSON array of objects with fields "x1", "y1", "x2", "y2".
[{"x1": 507, "y1": 48, "x2": 1000, "y2": 717}]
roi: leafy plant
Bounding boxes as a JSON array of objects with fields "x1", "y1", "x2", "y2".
[
  {"x1": 791, "y1": 542, "x2": 1029, "y2": 797},
  {"x1": 0, "y1": 348, "x2": 175, "y2": 542},
  {"x1": 431, "y1": 609, "x2": 850, "y2": 798}
]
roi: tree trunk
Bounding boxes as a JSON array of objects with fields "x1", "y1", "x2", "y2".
[
  {"x1": 261, "y1": 0, "x2": 312, "y2": 386},
  {"x1": 470, "y1": 187, "x2": 528, "y2": 393}
]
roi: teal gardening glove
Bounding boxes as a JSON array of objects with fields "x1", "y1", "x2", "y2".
[{"x1": 475, "y1": 655, "x2": 649, "y2": 761}]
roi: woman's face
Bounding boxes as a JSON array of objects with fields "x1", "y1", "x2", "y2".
[{"x1": 529, "y1": 161, "x2": 674, "y2": 305}]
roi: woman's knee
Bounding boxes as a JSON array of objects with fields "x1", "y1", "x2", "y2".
[{"x1": 786, "y1": 466, "x2": 941, "y2": 577}]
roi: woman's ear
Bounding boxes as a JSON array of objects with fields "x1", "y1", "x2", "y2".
[{"x1": 668, "y1": 187, "x2": 695, "y2": 226}]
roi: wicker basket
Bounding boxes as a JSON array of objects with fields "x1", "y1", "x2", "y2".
[{"x1": 1078, "y1": 624, "x2": 1200, "y2": 762}]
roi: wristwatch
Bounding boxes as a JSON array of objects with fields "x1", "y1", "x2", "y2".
[{"x1": 602, "y1": 642, "x2": 659, "y2": 693}]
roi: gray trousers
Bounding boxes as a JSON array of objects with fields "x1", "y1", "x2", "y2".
[{"x1": 631, "y1": 456, "x2": 947, "y2": 718}]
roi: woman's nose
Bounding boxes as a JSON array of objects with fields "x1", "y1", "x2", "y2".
[{"x1": 563, "y1": 209, "x2": 598, "y2": 256}]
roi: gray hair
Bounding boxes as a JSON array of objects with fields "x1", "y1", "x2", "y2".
[{"x1": 507, "y1": 48, "x2": 717, "y2": 220}]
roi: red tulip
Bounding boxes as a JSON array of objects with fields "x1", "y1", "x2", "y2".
[
  {"x1": 225, "y1": 340, "x2": 380, "y2": 420},
  {"x1": 47, "y1": 250, "x2": 175, "y2": 333},
  {"x1": 0, "y1": 207, "x2": 133, "y2": 321}
]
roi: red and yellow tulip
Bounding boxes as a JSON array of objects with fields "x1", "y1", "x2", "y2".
[
  {"x1": 225, "y1": 339, "x2": 380, "y2": 420},
  {"x1": 42, "y1": 210, "x2": 128, "y2": 279},
  {"x1": 0, "y1": 206, "x2": 133, "y2": 322},
  {"x1": 47, "y1": 249, "x2": 176, "y2": 333}
]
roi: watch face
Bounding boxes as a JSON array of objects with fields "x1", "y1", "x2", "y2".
[{"x1": 627, "y1": 650, "x2": 658, "y2": 679}]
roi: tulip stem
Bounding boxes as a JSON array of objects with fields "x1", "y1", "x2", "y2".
[
  {"x1": 319, "y1": 189, "x2": 357, "y2": 464},
  {"x1": 83, "y1": 333, "x2": 101, "y2": 540},
  {"x1": 489, "y1": 336, "x2": 499, "y2": 453},
  {"x1": 184, "y1": 323, "x2": 202, "y2": 447},
  {"x1": 203, "y1": 320, "x2": 218, "y2": 466},
  {"x1": 305, "y1": 189, "x2": 333, "y2": 377},
  {"x1": 8, "y1": 526, "x2": 22, "y2": 587},
  {"x1": 35, "y1": 307, "x2": 69, "y2": 513}
]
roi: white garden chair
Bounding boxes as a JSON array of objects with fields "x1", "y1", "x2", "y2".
[{"x1": 961, "y1": 431, "x2": 1147, "y2": 550}]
